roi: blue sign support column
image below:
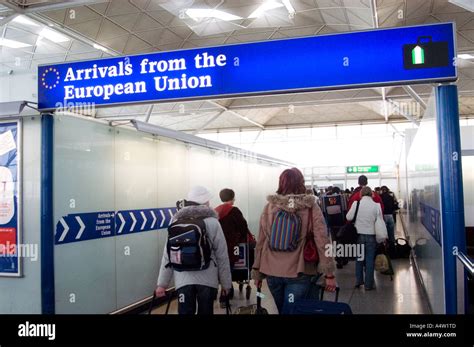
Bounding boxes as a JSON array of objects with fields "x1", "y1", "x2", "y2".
[
  {"x1": 435, "y1": 84, "x2": 466, "y2": 314},
  {"x1": 41, "y1": 114, "x2": 55, "y2": 314}
]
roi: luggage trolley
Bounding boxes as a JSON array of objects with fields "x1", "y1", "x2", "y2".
[{"x1": 231, "y1": 236, "x2": 255, "y2": 300}]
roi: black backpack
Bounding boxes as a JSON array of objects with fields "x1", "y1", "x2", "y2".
[
  {"x1": 393, "y1": 238, "x2": 411, "y2": 259},
  {"x1": 166, "y1": 218, "x2": 212, "y2": 272}
]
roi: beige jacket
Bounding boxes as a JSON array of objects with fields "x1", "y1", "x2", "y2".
[{"x1": 252, "y1": 194, "x2": 336, "y2": 280}]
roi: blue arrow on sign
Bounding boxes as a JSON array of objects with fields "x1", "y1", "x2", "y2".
[
  {"x1": 115, "y1": 208, "x2": 177, "y2": 235},
  {"x1": 55, "y1": 211, "x2": 115, "y2": 244},
  {"x1": 56, "y1": 207, "x2": 178, "y2": 244}
]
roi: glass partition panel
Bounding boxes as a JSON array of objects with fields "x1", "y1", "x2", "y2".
[
  {"x1": 54, "y1": 116, "x2": 116, "y2": 314},
  {"x1": 114, "y1": 129, "x2": 160, "y2": 309},
  {"x1": 405, "y1": 93, "x2": 444, "y2": 313}
]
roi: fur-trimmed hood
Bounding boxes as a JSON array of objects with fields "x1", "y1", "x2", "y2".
[
  {"x1": 173, "y1": 204, "x2": 218, "y2": 221},
  {"x1": 266, "y1": 194, "x2": 316, "y2": 212}
]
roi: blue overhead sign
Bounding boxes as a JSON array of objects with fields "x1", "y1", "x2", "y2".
[{"x1": 38, "y1": 23, "x2": 456, "y2": 111}]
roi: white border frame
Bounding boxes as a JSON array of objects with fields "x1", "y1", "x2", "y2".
[
  {"x1": 0, "y1": 119, "x2": 23, "y2": 277},
  {"x1": 37, "y1": 22, "x2": 458, "y2": 111}
]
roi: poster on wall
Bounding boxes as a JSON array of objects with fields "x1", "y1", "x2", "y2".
[{"x1": 0, "y1": 121, "x2": 21, "y2": 277}]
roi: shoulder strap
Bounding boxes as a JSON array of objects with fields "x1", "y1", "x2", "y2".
[
  {"x1": 307, "y1": 207, "x2": 313, "y2": 237},
  {"x1": 353, "y1": 200, "x2": 360, "y2": 223}
]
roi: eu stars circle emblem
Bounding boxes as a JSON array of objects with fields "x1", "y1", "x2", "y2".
[{"x1": 41, "y1": 67, "x2": 60, "y2": 89}]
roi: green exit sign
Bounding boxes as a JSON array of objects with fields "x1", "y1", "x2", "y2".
[{"x1": 346, "y1": 165, "x2": 379, "y2": 174}]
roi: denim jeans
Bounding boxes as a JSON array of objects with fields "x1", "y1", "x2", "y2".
[
  {"x1": 384, "y1": 214, "x2": 395, "y2": 244},
  {"x1": 266, "y1": 274, "x2": 312, "y2": 314},
  {"x1": 355, "y1": 234, "x2": 377, "y2": 289},
  {"x1": 176, "y1": 285, "x2": 218, "y2": 315}
]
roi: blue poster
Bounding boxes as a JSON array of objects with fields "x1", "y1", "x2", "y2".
[
  {"x1": 38, "y1": 23, "x2": 456, "y2": 111},
  {"x1": 0, "y1": 122, "x2": 20, "y2": 276}
]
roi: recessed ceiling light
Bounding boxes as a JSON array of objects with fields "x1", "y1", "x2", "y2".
[
  {"x1": 185, "y1": 9, "x2": 242, "y2": 21},
  {"x1": 282, "y1": 0, "x2": 295, "y2": 15},
  {"x1": 12, "y1": 15, "x2": 39, "y2": 26},
  {"x1": 93, "y1": 43, "x2": 108, "y2": 52},
  {"x1": 0, "y1": 38, "x2": 31, "y2": 48},
  {"x1": 248, "y1": 0, "x2": 284, "y2": 18},
  {"x1": 458, "y1": 53, "x2": 474, "y2": 60},
  {"x1": 39, "y1": 27, "x2": 70, "y2": 43}
]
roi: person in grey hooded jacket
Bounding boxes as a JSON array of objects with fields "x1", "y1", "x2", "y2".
[{"x1": 155, "y1": 186, "x2": 232, "y2": 314}]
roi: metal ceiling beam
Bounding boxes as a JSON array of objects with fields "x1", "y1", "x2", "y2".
[
  {"x1": 92, "y1": 94, "x2": 432, "y2": 119},
  {"x1": 370, "y1": 0, "x2": 379, "y2": 28},
  {"x1": 0, "y1": 13, "x2": 18, "y2": 26},
  {"x1": 0, "y1": 0, "x2": 106, "y2": 13},
  {"x1": 179, "y1": 118, "x2": 420, "y2": 133},
  {"x1": 381, "y1": 88, "x2": 389, "y2": 121},
  {"x1": 144, "y1": 104, "x2": 154, "y2": 123},
  {"x1": 208, "y1": 100, "x2": 265, "y2": 129}
]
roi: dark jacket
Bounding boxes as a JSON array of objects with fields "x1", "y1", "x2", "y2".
[
  {"x1": 215, "y1": 204, "x2": 249, "y2": 266},
  {"x1": 380, "y1": 192, "x2": 397, "y2": 214}
]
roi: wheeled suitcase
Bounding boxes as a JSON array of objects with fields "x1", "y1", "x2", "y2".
[
  {"x1": 290, "y1": 286, "x2": 352, "y2": 315},
  {"x1": 231, "y1": 238, "x2": 255, "y2": 299},
  {"x1": 232, "y1": 287, "x2": 269, "y2": 315},
  {"x1": 376, "y1": 242, "x2": 394, "y2": 280},
  {"x1": 148, "y1": 291, "x2": 172, "y2": 314}
]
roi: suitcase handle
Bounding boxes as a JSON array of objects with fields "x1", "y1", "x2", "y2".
[
  {"x1": 148, "y1": 290, "x2": 172, "y2": 314},
  {"x1": 318, "y1": 285, "x2": 340, "y2": 302},
  {"x1": 257, "y1": 287, "x2": 263, "y2": 310},
  {"x1": 225, "y1": 295, "x2": 232, "y2": 315}
]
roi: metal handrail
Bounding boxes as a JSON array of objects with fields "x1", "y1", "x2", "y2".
[{"x1": 456, "y1": 252, "x2": 474, "y2": 276}]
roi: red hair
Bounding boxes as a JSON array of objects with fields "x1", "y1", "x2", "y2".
[{"x1": 277, "y1": 168, "x2": 306, "y2": 195}]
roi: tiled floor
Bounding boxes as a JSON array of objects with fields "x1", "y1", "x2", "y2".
[{"x1": 151, "y1": 223, "x2": 431, "y2": 315}]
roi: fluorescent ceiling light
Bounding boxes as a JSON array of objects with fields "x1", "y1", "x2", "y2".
[
  {"x1": 248, "y1": 0, "x2": 284, "y2": 18},
  {"x1": 458, "y1": 53, "x2": 474, "y2": 60},
  {"x1": 12, "y1": 15, "x2": 39, "y2": 26},
  {"x1": 0, "y1": 38, "x2": 31, "y2": 48},
  {"x1": 39, "y1": 27, "x2": 70, "y2": 43},
  {"x1": 93, "y1": 43, "x2": 108, "y2": 52},
  {"x1": 186, "y1": 9, "x2": 242, "y2": 21},
  {"x1": 448, "y1": 0, "x2": 474, "y2": 12},
  {"x1": 282, "y1": 0, "x2": 295, "y2": 15}
]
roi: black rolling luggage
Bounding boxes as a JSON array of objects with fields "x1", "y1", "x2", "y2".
[
  {"x1": 231, "y1": 238, "x2": 255, "y2": 299},
  {"x1": 233, "y1": 287, "x2": 269, "y2": 315},
  {"x1": 290, "y1": 286, "x2": 352, "y2": 315},
  {"x1": 148, "y1": 291, "x2": 172, "y2": 314}
]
